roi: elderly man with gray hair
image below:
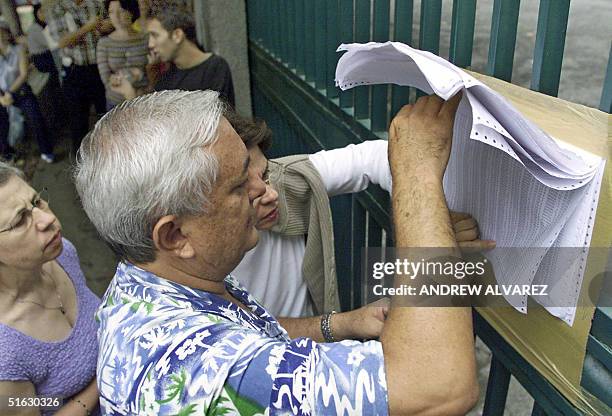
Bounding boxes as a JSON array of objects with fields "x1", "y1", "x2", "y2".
[{"x1": 74, "y1": 89, "x2": 477, "y2": 415}]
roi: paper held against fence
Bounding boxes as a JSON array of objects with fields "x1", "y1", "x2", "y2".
[{"x1": 335, "y1": 42, "x2": 607, "y2": 326}]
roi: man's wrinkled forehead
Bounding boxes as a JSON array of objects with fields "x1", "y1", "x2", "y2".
[
  {"x1": 213, "y1": 118, "x2": 250, "y2": 185},
  {"x1": 145, "y1": 17, "x2": 167, "y2": 36}
]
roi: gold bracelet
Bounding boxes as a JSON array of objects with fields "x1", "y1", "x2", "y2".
[{"x1": 73, "y1": 398, "x2": 91, "y2": 416}]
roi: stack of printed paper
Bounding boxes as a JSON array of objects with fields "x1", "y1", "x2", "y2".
[{"x1": 335, "y1": 42, "x2": 606, "y2": 326}]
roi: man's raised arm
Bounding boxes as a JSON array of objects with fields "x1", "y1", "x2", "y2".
[{"x1": 381, "y1": 93, "x2": 479, "y2": 416}]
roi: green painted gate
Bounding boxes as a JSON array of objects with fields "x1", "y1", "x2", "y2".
[{"x1": 245, "y1": 1, "x2": 612, "y2": 414}]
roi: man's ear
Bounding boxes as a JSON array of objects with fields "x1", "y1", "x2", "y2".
[
  {"x1": 152, "y1": 215, "x2": 195, "y2": 259},
  {"x1": 171, "y1": 28, "x2": 185, "y2": 44}
]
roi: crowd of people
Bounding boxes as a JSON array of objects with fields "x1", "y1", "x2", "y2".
[
  {"x1": 0, "y1": 0, "x2": 234, "y2": 162},
  {"x1": 0, "y1": 1, "x2": 494, "y2": 415}
]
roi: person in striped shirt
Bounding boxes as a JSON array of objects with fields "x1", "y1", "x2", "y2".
[{"x1": 96, "y1": 0, "x2": 148, "y2": 109}]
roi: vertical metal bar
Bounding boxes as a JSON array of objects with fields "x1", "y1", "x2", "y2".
[
  {"x1": 367, "y1": 220, "x2": 383, "y2": 250},
  {"x1": 530, "y1": 0, "x2": 570, "y2": 96},
  {"x1": 354, "y1": 0, "x2": 371, "y2": 120},
  {"x1": 273, "y1": 0, "x2": 281, "y2": 58},
  {"x1": 277, "y1": 0, "x2": 284, "y2": 59},
  {"x1": 392, "y1": 0, "x2": 413, "y2": 114},
  {"x1": 449, "y1": 0, "x2": 477, "y2": 68},
  {"x1": 419, "y1": 0, "x2": 442, "y2": 54},
  {"x1": 483, "y1": 356, "x2": 511, "y2": 416},
  {"x1": 326, "y1": 0, "x2": 340, "y2": 98},
  {"x1": 264, "y1": 0, "x2": 272, "y2": 52},
  {"x1": 385, "y1": 227, "x2": 394, "y2": 247},
  {"x1": 314, "y1": 0, "x2": 327, "y2": 90},
  {"x1": 287, "y1": 0, "x2": 296, "y2": 69},
  {"x1": 284, "y1": 0, "x2": 291, "y2": 64},
  {"x1": 351, "y1": 196, "x2": 367, "y2": 309},
  {"x1": 269, "y1": 0, "x2": 276, "y2": 56},
  {"x1": 295, "y1": 0, "x2": 306, "y2": 75},
  {"x1": 304, "y1": 0, "x2": 316, "y2": 81},
  {"x1": 371, "y1": 0, "x2": 390, "y2": 132},
  {"x1": 531, "y1": 403, "x2": 547, "y2": 416},
  {"x1": 339, "y1": 0, "x2": 354, "y2": 109},
  {"x1": 600, "y1": 44, "x2": 612, "y2": 113},
  {"x1": 486, "y1": 0, "x2": 520, "y2": 82},
  {"x1": 363, "y1": 215, "x2": 383, "y2": 304},
  {"x1": 331, "y1": 195, "x2": 352, "y2": 311}
]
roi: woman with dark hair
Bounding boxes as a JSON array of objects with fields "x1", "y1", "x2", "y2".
[
  {"x1": 97, "y1": 0, "x2": 149, "y2": 109},
  {"x1": 0, "y1": 24, "x2": 55, "y2": 163}
]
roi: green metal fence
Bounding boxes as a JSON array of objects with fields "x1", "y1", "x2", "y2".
[{"x1": 245, "y1": 1, "x2": 612, "y2": 414}]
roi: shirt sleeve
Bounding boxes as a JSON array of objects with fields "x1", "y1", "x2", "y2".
[
  {"x1": 308, "y1": 140, "x2": 393, "y2": 196},
  {"x1": 216, "y1": 59, "x2": 235, "y2": 108},
  {"x1": 227, "y1": 337, "x2": 389, "y2": 415}
]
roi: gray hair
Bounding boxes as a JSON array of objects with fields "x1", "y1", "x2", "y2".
[
  {"x1": 0, "y1": 161, "x2": 24, "y2": 186},
  {"x1": 73, "y1": 90, "x2": 225, "y2": 263}
]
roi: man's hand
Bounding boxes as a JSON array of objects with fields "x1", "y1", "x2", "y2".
[
  {"x1": 388, "y1": 93, "x2": 462, "y2": 182},
  {"x1": 332, "y1": 298, "x2": 389, "y2": 340},
  {"x1": 84, "y1": 15, "x2": 100, "y2": 33},
  {"x1": 96, "y1": 18, "x2": 114, "y2": 35},
  {"x1": 0, "y1": 93, "x2": 13, "y2": 107},
  {"x1": 451, "y1": 211, "x2": 496, "y2": 250},
  {"x1": 147, "y1": 49, "x2": 161, "y2": 65},
  {"x1": 110, "y1": 74, "x2": 137, "y2": 100}
]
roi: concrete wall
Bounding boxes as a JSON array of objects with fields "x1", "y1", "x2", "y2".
[{"x1": 195, "y1": 0, "x2": 252, "y2": 116}]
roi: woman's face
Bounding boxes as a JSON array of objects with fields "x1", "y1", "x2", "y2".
[
  {"x1": 0, "y1": 176, "x2": 63, "y2": 270},
  {"x1": 247, "y1": 145, "x2": 279, "y2": 230},
  {"x1": 109, "y1": 1, "x2": 133, "y2": 30}
]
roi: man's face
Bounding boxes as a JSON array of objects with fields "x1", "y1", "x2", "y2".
[
  {"x1": 145, "y1": 18, "x2": 179, "y2": 63},
  {"x1": 182, "y1": 119, "x2": 265, "y2": 274}
]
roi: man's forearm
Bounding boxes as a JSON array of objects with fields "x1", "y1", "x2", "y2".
[
  {"x1": 278, "y1": 313, "x2": 354, "y2": 342},
  {"x1": 392, "y1": 171, "x2": 456, "y2": 249},
  {"x1": 8, "y1": 73, "x2": 27, "y2": 94},
  {"x1": 382, "y1": 173, "x2": 477, "y2": 415},
  {"x1": 58, "y1": 24, "x2": 94, "y2": 49}
]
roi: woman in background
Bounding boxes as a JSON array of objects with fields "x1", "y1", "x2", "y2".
[
  {"x1": 96, "y1": 0, "x2": 148, "y2": 110},
  {"x1": 27, "y1": 3, "x2": 64, "y2": 147},
  {"x1": 0, "y1": 24, "x2": 54, "y2": 163}
]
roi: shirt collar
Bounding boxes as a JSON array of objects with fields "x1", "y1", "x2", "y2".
[{"x1": 115, "y1": 262, "x2": 289, "y2": 340}]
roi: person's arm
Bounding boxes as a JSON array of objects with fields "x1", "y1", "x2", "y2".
[
  {"x1": 0, "y1": 378, "x2": 98, "y2": 416},
  {"x1": 53, "y1": 377, "x2": 99, "y2": 416},
  {"x1": 0, "y1": 381, "x2": 40, "y2": 416},
  {"x1": 109, "y1": 75, "x2": 138, "y2": 100},
  {"x1": 7, "y1": 47, "x2": 30, "y2": 94},
  {"x1": 380, "y1": 93, "x2": 479, "y2": 416},
  {"x1": 58, "y1": 19, "x2": 98, "y2": 50},
  {"x1": 278, "y1": 298, "x2": 388, "y2": 341},
  {"x1": 309, "y1": 140, "x2": 392, "y2": 195},
  {"x1": 309, "y1": 140, "x2": 494, "y2": 250}
]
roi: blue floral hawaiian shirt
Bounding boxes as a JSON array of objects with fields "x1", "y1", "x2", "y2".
[{"x1": 96, "y1": 262, "x2": 389, "y2": 415}]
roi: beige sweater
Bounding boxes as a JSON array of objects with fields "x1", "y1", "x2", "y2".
[{"x1": 268, "y1": 155, "x2": 341, "y2": 314}]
